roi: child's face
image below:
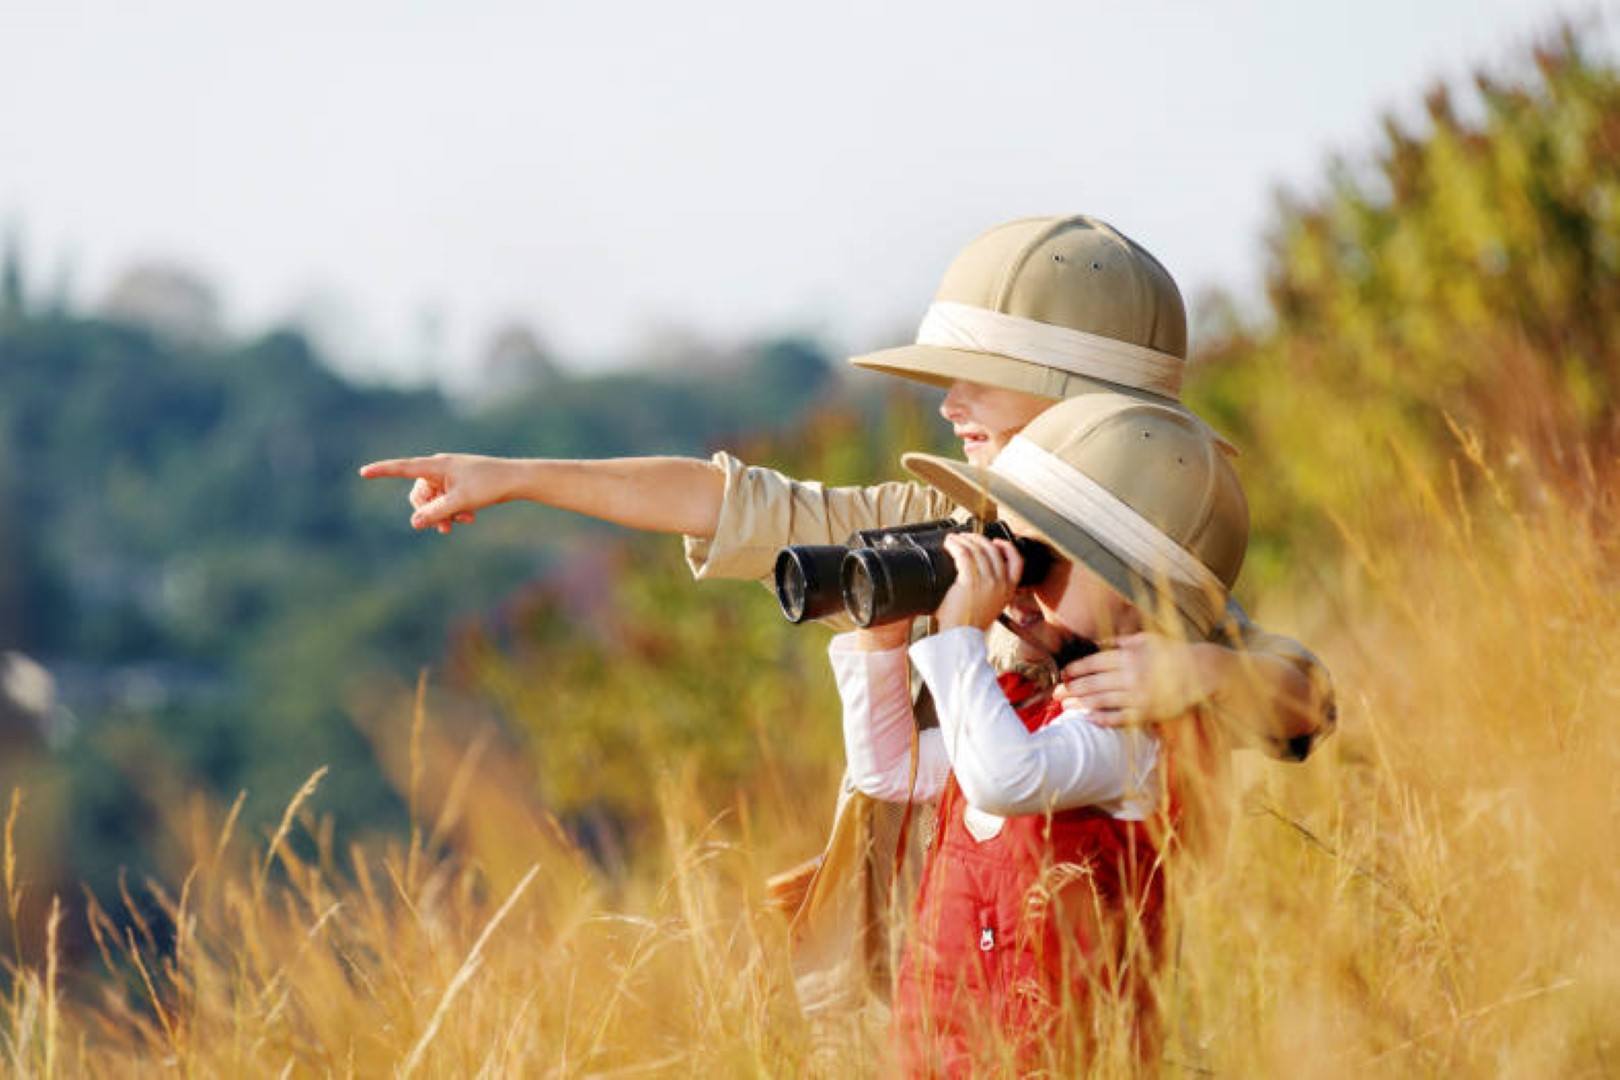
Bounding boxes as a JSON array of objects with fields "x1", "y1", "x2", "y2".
[
  {"x1": 939, "y1": 380, "x2": 1052, "y2": 466},
  {"x1": 1027, "y1": 554, "x2": 1142, "y2": 645}
]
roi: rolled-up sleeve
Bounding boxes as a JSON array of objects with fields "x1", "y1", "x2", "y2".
[
  {"x1": 1224, "y1": 599, "x2": 1338, "y2": 761},
  {"x1": 682, "y1": 451, "x2": 958, "y2": 584}
]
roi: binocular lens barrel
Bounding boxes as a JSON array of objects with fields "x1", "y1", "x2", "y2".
[
  {"x1": 773, "y1": 546, "x2": 849, "y2": 624},
  {"x1": 841, "y1": 556, "x2": 880, "y2": 628},
  {"x1": 841, "y1": 545, "x2": 949, "y2": 628}
]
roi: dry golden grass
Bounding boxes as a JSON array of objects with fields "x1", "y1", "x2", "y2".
[
  {"x1": 1167, "y1": 439, "x2": 1620, "y2": 1076},
  {"x1": 2, "y1": 435, "x2": 1616, "y2": 1077}
]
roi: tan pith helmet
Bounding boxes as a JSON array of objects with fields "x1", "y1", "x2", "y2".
[
  {"x1": 852, "y1": 215, "x2": 1188, "y2": 402},
  {"x1": 902, "y1": 392, "x2": 1247, "y2": 639}
]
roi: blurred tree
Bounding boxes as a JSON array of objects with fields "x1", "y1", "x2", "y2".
[
  {"x1": 1188, "y1": 25, "x2": 1620, "y2": 575},
  {"x1": 477, "y1": 321, "x2": 560, "y2": 402},
  {"x1": 1, "y1": 226, "x2": 23, "y2": 321},
  {"x1": 738, "y1": 336, "x2": 831, "y2": 419},
  {"x1": 101, "y1": 262, "x2": 223, "y2": 347}
]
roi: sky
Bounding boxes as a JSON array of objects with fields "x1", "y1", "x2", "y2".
[{"x1": 0, "y1": 0, "x2": 1606, "y2": 389}]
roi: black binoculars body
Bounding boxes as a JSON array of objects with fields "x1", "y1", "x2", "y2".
[{"x1": 773, "y1": 518, "x2": 1054, "y2": 627}]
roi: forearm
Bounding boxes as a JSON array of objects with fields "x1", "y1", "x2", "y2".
[
  {"x1": 829, "y1": 634, "x2": 947, "y2": 801},
  {"x1": 506, "y1": 456, "x2": 726, "y2": 538}
]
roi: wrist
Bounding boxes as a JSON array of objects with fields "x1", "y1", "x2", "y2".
[
  {"x1": 504, "y1": 457, "x2": 552, "y2": 504},
  {"x1": 935, "y1": 606, "x2": 999, "y2": 634},
  {"x1": 854, "y1": 621, "x2": 911, "y2": 651}
]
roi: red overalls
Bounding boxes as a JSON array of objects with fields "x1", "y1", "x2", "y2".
[{"x1": 893, "y1": 672, "x2": 1170, "y2": 1077}]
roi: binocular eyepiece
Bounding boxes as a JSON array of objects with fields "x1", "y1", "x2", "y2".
[{"x1": 773, "y1": 518, "x2": 1055, "y2": 627}]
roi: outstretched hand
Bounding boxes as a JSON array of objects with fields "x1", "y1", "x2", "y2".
[
  {"x1": 358, "y1": 453, "x2": 515, "y2": 534},
  {"x1": 1053, "y1": 633, "x2": 1220, "y2": 726}
]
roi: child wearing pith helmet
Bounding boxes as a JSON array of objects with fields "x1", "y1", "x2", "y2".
[
  {"x1": 361, "y1": 213, "x2": 1334, "y2": 1049},
  {"x1": 832, "y1": 390, "x2": 1248, "y2": 1074}
]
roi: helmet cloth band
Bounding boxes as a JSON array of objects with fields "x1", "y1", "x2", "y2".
[
  {"x1": 916, "y1": 301, "x2": 1184, "y2": 399},
  {"x1": 990, "y1": 436, "x2": 1225, "y2": 631}
]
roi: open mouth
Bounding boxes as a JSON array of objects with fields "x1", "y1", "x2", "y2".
[
  {"x1": 1002, "y1": 601, "x2": 1044, "y2": 630},
  {"x1": 996, "y1": 613, "x2": 1100, "y2": 670},
  {"x1": 955, "y1": 428, "x2": 990, "y2": 454}
]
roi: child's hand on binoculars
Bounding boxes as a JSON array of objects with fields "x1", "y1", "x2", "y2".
[{"x1": 936, "y1": 534, "x2": 1024, "y2": 633}]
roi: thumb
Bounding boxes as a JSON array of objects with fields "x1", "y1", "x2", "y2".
[{"x1": 412, "y1": 490, "x2": 467, "y2": 529}]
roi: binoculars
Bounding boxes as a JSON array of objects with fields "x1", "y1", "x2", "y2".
[{"x1": 773, "y1": 518, "x2": 1055, "y2": 627}]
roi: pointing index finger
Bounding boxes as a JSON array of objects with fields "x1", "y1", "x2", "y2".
[{"x1": 358, "y1": 456, "x2": 442, "y2": 480}]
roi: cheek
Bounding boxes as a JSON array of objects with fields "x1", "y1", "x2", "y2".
[
  {"x1": 959, "y1": 389, "x2": 1048, "y2": 437},
  {"x1": 1111, "y1": 598, "x2": 1144, "y2": 635},
  {"x1": 1031, "y1": 575, "x2": 1066, "y2": 619},
  {"x1": 1038, "y1": 578, "x2": 1119, "y2": 636}
]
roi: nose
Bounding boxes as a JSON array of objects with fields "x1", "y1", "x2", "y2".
[{"x1": 939, "y1": 382, "x2": 968, "y2": 423}]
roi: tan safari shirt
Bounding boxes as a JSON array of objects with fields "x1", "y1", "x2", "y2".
[{"x1": 684, "y1": 450, "x2": 1336, "y2": 759}]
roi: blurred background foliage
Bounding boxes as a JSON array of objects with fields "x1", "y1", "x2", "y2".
[
  {"x1": 0, "y1": 266, "x2": 940, "y2": 919},
  {"x1": 0, "y1": 24, "x2": 1615, "y2": 1045},
  {"x1": 1189, "y1": 30, "x2": 1620, "y2": 583}
]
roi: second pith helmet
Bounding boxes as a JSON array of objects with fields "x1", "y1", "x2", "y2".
[{"x1": 902, "y1": 391, "x2": 1247, "y2": 639}]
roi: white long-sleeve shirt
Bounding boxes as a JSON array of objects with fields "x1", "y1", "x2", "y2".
[{"x1": 830, "y1": 627, "x2": 1161, "y2": 820}]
